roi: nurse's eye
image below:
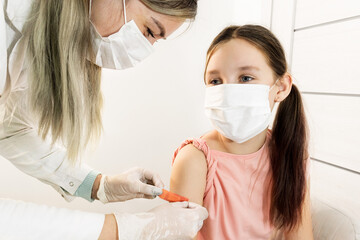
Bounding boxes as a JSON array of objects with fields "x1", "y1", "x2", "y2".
[
  {"x1": 209, "y1": 79, "x2": 222, "y2": 85},
  {"x1": 240, "y1": 75, "x2": 254, "y2": 83},
  {"x1": 146, "y1": 27, "x2": 155, "y2": 38}
]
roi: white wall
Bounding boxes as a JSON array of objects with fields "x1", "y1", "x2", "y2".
[{"x1": 0, "y1": 0, "x2": 264, "y2": 214}]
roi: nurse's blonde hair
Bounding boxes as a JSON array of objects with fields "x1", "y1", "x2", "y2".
[{"x1": 23, "y1": 0, "x2": 198, "y2": 163}]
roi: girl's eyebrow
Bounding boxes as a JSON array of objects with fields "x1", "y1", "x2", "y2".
[
  {"x1": 238, "y1": 66, "x2": 260, "y2": 72},
  {"x1": 206, "y1": 66, "x2": 259, "y2": 76},
  {"x1": 206, "y1": 65, "x2": 260, "y2": 77},
  {"x1": 206, "y1": 70, "x2": 219, "y2": 75}
]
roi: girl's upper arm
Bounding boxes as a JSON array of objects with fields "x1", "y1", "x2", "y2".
[{"x1": 170, "y1": 144, "x2": 208, "y2": 206}]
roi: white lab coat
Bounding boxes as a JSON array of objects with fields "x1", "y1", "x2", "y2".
[
  {"x1": 0, "y1": 198, "x2": 104, "y2": 240},
  {"x1": 0, "y1": 0, "x2": 104, "y2": 238}
]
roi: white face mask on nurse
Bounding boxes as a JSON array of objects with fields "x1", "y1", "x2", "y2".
[{"x1": 89, "y1": 0, "x2": 185, "y2": 69}]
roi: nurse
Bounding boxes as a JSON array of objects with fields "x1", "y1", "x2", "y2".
[{"x1": 0, "y1": 0, "x2": 208, "y2": 239}]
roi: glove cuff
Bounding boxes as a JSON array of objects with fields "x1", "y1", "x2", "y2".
[{"x1": 97, "y1": 174, "x2": 109, "y2": 203}]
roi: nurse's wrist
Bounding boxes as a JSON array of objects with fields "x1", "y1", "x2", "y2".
[{"x1": 92, "y1": 174, "x2": 102, "y2": 200}]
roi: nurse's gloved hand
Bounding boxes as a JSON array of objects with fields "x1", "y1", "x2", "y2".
[
  {"x1": 115, "y1": 202, "x2": 208, "y2": 240},
  {"x1": 97, "y1": 167, "x2": 164, "y2": 203}
]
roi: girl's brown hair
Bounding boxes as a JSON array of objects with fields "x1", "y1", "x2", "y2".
[{"x1": 205, "y1": 25, "x2": 308, "y2": 231}]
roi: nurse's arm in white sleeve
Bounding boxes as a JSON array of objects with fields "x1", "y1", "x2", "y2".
[
  {"x1": 0, "y1": 91, "x2": 99, "y2": 202},
  {"x1": 0, "y1": 198, "x2": 118, "y2": 240}
]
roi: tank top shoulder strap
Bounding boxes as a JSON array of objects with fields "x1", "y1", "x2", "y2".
[
  {"x1": 172, "y1": 138, "x2": 217, "y2": 196},
  {"x1": 172, "y1": 138, "x2": 210, "y2": 165}
]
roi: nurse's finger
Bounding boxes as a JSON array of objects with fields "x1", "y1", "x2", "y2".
[
  {"x1": 143, "y1": 169, "x2": 165, "y2": 189},
  {"x1": 171, "y1": 201, "x2": 190, "y2": 208},
  {"x1": 138, "y1": 182, "x2": 163, "y2": 196},
  {"x1": 143, "y1": 194, "x2": 157, "y2": 199},
  {"x1": 185, "y1": 202, "x2": 209, "y2": 220},
  {"x1": 128, "y1": 193, "x2": 155, "y2": 200}
]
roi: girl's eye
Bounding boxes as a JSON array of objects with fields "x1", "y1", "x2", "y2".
[
  {"x1": 146, "y1": 27, "x2": 155, "y2": 38},
  {"x1": 209, "y1": 79, "x2": 222, "y2": 85},
  {"x1": 240, "y1": 76, "x2": 254, "y2": 83}
]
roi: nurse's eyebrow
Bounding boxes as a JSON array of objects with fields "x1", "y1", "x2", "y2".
[{"x1": 151, "y1": 17, "x2": 166, "y2": 38}]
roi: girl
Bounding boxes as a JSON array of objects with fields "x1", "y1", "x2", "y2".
[{"x1": 170, "y1": 25, "x2": 313, "y2": 239}]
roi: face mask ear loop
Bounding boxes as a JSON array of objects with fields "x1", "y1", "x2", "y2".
[
  {"x1": 270, "y1": 79, "x2": 279, "y2": 91},
  {"x1": 123, "y1": 0, "x2": 127, "y2": 23},
  {"x1": 89, "y1": 0, "x2": 93, "y2": 19}
]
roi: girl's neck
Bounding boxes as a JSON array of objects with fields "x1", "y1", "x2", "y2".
[{"x1": 217, "y1": 128, "x2": 268, "y2": 155}]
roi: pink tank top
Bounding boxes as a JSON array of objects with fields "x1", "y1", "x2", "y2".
[{"x1": 172, "y1": 133, "x2": 274, "y2": 240}]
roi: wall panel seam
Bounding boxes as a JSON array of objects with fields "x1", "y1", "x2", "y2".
[
  {"x1": 302, "y1": 92, "x2": 360, "y2": 97},
  {"x1": 295, "y1": 14, "x2": 360, "y2": 32},
  {"x1": 311, "y1": 158, "x2": 360, "y2": 175}
]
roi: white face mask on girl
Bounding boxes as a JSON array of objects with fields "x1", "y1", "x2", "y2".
[
  {"x1": 204, "y1": 82, "x2": 278, "y2": 144},
  {"x1": 89, "y1": 0, "x2": 154, "y2": 69}
]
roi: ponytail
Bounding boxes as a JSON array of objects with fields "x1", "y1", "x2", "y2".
[{"x1": 269, "y1": 84, "x2": 308, "y2": 230}]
